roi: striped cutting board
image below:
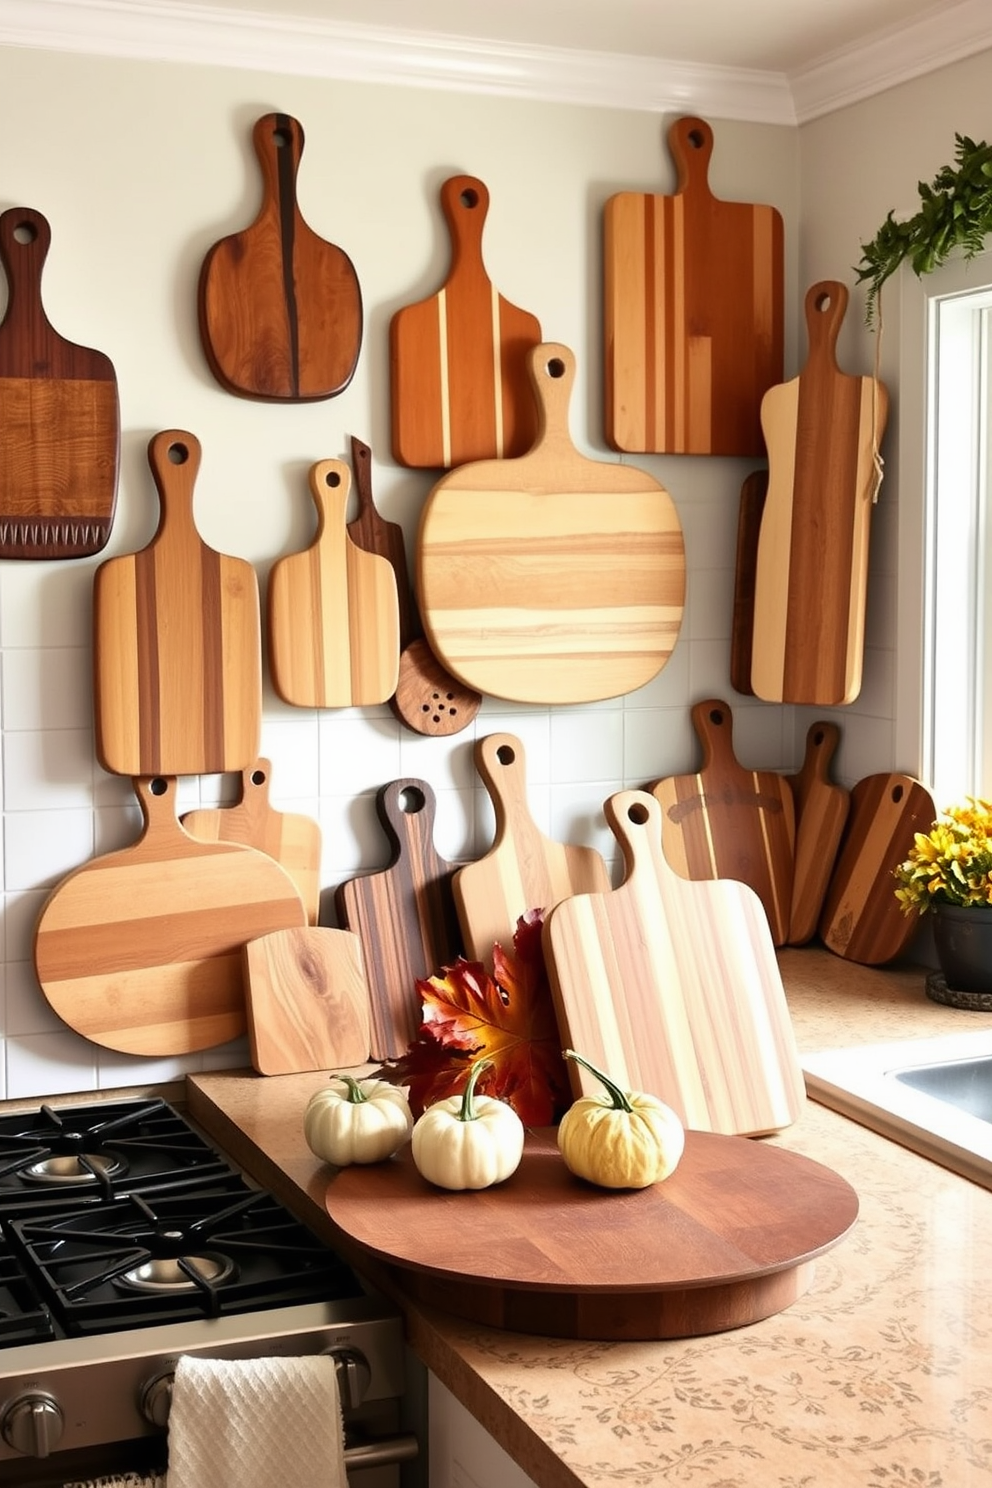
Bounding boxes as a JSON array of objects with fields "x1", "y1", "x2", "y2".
[{"x1": 785, "y1": 722, "x2": 850, "y2": 945}]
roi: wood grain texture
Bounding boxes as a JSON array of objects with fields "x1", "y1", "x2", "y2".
[
  {"x1": 243, "y1": 926, "x2": 371, "y2": 1075},
  {"x1": 545, "y1": 790, "x2": 804, "y2": 1137},
  {"x1": 390, "y1": 174, "x2": 542, "y2": 469},
  {"x1": 785, "y1": 722, "x2": 850, "y2": 946},
  {"x1": 267, "y1": 457, "x2": 400, "y2": 708},
  {"x1": 198, "y1": 112, "x2": 361, "y2": 401},
  {"x1": 604, "y1": 116, "x2": 783, "y2": 457},
  {"x1": 335, "y1": 778, "x2": 462, "y2": 1060},
  {"x1": 416, "y1": 342, "x2": 686, "y2": 705},
  {"x1": 324, "y1": 1127, "x2": 855, "y2": 1340},
  {"x1": 0, "y1": 206, "x2": 119, "y2": 558},
  {"x1": 34, "y1": 776, "x2": 307, "y2": 1056},
  {"x1": 752, "y1": 280, "x2": 890, "y2": 705},
  {"x1": 651, "y1": 699, "x2": 795, "y2": 946},
  {"x1": 181, "y1": 757, "x2": 322, "y2": 926},
  {"x1": 819, "y1": 773, "x2": 935, "y2": 966},
  {"x1": 453, "y1": 731, "x2": 610, "y2": 968},
  {"x1": 93, "y1": 430, "x2": 262, "y2": 777},
  {"x1": 729, "y1": 469, "x2": 768, "y2": 696}
]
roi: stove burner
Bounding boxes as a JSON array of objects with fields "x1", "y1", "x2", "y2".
[
  {"x1": 21, "y1": 1152, "x2": 127, "y2": 1186},
  {"x1": 117, "y1": 1250, "x2": 235, "y2": 1294}
]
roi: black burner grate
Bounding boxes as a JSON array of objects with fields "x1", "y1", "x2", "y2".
[{"x1": 0, "y1": 1231, "x2": 55, "y2": 1346}]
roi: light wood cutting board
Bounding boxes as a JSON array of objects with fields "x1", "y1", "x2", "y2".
[
  {"x1": 785, "y1": 722, "x2": 850, "y2": 946},
  {"x1": 416, "y1": 342, "x2": 686, "y2": 705},
  {"x1": 181, "y1": 758, "x2": 322, "y2": 925},
  {"x1": 453, "y1": 732, "x2": 611, "y2": 967},
  {"x1": 267, "y1": 456, "x2": 400, "y2": 708},
  {"x1": 543, "y1": 790, "x2": 805, "y2": 1137},
  {"x1": 34, "y1": 776, "x2": 307, "y2": 1056},
  {"x1": 243, "y1": 926, "x2": 371, "y2": 1075},
  {"x1": 604, "y1": 115, "x2": 783, "y2": 456},
  {"x1": 93, "y1": 430, "x2": 262, "y2": 777},
  {"x1": 751, "y1": 280, "x2": 889, "y2": 705}
]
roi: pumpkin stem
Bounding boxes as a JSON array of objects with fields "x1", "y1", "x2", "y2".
[
  {"x1": 563, "y1": 1049, "x2": 634, "y2": 1113},
  {"x1": 459, "y1": 1058, "x2": 492, "y2": 1122},
  {"x1": 335, "y1": 1074, "x2": 368, "y2": 1104}
]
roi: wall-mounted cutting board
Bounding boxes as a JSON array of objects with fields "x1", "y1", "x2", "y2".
[
  {"x1": 198, "y1": 112, "x2": 361, "y2": 401},
  {"x1": 604, "y1": 116, "x2": 783, "y2": 457},
  {"x1": 390, "y1": 174, "x2": 542, "y2": 469},
  {"x1": 786, "y1": 722, "x2": 850, "y2": 946},
  {"x1": 453, "y1": 732, "x2": 610, "y2": 967},
  {"x1": 0, "y1": 206, "x2": 119, "y2": 558},
  {"x1": 181, "y1": 758, "x2": 322, "y2": 926},
  {"x1": 243, "y1": 926, "x2": 371, "y2": 1075},
  {"x1": 751, "y1": 280, "x2": 889, "y2": 705},
  {"x1": 544, "y1": 790, "x2": 803, "y2": 1137},
  {"x1": 268, "y1": 457, "x2": 400, "y2": 708},
  {"x1": 651, "y1": 699, "x2": 795, "y2": 946},
  {"x1": 34, "y1": 776, "x2": 307, "y2": 1056},
  {"x1": 93, "y1": 430, "x2": 262, "y2": 777},
  {"x1": 335, "y1": 778, "x2": 461, "y2": 1061},
  {"x1": 417, "y1": 342, "x2": 686, "y2": 705},
  {"x1": 729, "y1": 470, "x2": 768, "y2": 696},
  {"x1": 819, "y1": 773, "x2": 935, "y2": 966}
]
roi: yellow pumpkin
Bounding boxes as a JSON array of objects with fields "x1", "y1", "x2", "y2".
[{"x1": 557, "y1": 1049, "x2": 684, "y2": 1189}]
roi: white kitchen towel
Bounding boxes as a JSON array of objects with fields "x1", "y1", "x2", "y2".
[{"x1": 165, "y1": 1355, "x2": 347, "y2": 1488}]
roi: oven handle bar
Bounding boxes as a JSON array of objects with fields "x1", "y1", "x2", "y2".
[{"x1": 343, "y1": 1433, "x2": 420, "y2": 1471}]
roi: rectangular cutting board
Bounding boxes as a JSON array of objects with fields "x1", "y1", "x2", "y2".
[{"x1": 243, "y1": 926, "x2": 371, "y2": 1075}]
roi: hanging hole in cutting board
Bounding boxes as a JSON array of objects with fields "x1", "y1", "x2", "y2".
[
  {"x1": 398, "y1": 785, "x2": 426, "y2": 815},
  {"x1": 167, "y1": 442, "x2": 189, "y2": 465},
  {"x1": 708, "y1": 704, "x2": 726, "y2": 726},
  {"x1": 323, "y1": 467, "x2": 342, "y2": 488},
  {"x1": 12, "y1": 219, "x2": 37, "y2": 245},
  {"x1": 272, "y1": 125, "x2": 292, "y2": 149},
  {"x1": 459, "y1": 187, "x2": 480, "y2": 210},
  {"x1": 149, "y1": 777, "x2": 168, "y2": 796},
  {"x1": 891, "y1": 783, "x2": 905, "y2": 804},
  {"x1": 495, "y1": 743, "x2": 517, "y2": 766},
  {"x1": 627, "y1": 800, "x2": 650, "y2": 826},
  {"x1": 688, "y1": 128, "x2": 706, "y2": 149},
  {"x1": 546, "y1": 357, "x2": 566, "y2": 379},
  {"x1": 814, "y1": 290, "x2": 833, "y2": 313},
  {"x1": 251, "y1": 767, "x2": 267, "y2": 786}
]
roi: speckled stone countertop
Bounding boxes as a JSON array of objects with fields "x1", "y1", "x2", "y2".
[{"x1": 187, "y1": 948, "x2": 992, "y2": 1488}]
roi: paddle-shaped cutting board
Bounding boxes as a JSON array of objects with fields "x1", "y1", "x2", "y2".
[
  {"x1": 544, "y1": 790, "x2": 804, "y2": 1137},
  {"x1": 390, "y1": 174, "x2": 542, "y2": 469},
  {"x1": 268, "y1": 457, "x2": 400, "y2": 708},
  {"x1": 0, "y1": 206, "x2": 119, "y2": 558},
  {"x1": 417, "y1": 343, "x2": 686, "y2": 704},
  {"x1": 93, "y1": 430, "x2": 262, "y2": 777},
  {"x1": 453, "y1": 732, "x2": 611, "y2": 967},
  {"x1": 651, "y1": 699, "x2": 795, "y2": 945},
  {"x1": 199, "y1": 112, "x2": 361, "y2": 401},
  {"x1": 181, "y1": 758, "x2": 322, "y2": 926},
  {"x1": 729, "y1": 469, "x2": 768, "y2": 697},
  {"x1": 34, "y1": 776, "x2": 307, "y2": 1056},
  {"x1": 819, "y1": 773, "x2": 935, "y2": 966},
  {"x1": 335, "y1": 778, "x2": 462, "y2": 1061},
  {"x1": 604, "y1": 116, "x2": 783, "y2": 457},
  {"x1": 785, "y1": 722, "x2": 850, "y2": 946},
  {"x1": 751, "y1": 280, "x2": 889, "y2": 705},
  {"x1": 243, "y1": 926, "x2": 371, "y2": 1075}
]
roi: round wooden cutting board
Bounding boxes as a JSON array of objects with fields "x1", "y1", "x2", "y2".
[{"x1": 324, "y1": 1129, "x2": 858, "y2": 1340}]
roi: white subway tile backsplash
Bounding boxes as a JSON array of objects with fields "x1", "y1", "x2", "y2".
[
  {"x1": 6, "y1": 1030, "x2": 98, "y2": 1100},
  {"x1": 4, "y1": 960, "x2": 63, "y2": 1036},
  {"x1": 4, "y1": 729, "x2": 95, "y2": 810},
  {"x1": 4, "y1": 891, "x2": 48, "y2": 964},
  {"x1": 4, "y1": 808, "x2": 94, "y2": 892},
  {"x1": 1, "y1": 647, "x2": 93, "y2": 732},
  {"x1": 623, "y1": 705, "x2": 695, "y2": 786},
  {"x1": 0, "y1": 561, "x2": 96, "y2": 650},
  {"x1": 319, "y1": 714, "x2": 402, "y2": 796},
  {"x1": 549, "y1": 709, "x2": 625, "y2": 784}
]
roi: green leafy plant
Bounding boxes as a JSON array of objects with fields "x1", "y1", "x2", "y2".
[
  {"x1": 855, "y1": 133, "x2": 992, "y2": 326},
  {"x1": 894, "y1": 798, "x2": 992, "y2": 915}
]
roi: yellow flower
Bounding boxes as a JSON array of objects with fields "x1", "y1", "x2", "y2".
[{"x1": 893, "y1": 797, "x2": 992, "y2": 914}]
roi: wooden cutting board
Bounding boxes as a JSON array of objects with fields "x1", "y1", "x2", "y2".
[
  {"x1": 729, "y1": 469, "x2": 768, "y2": 696},
  {"x1": 786, "y1": 722, "x2": 850, "y2": 946},
  {"x1": 453, "y1": 731, "x2": 610, "y2": 967},
  {"x1": 751, "y1": 280, "x2": 889, "y2": 705},
  {"x1": 93, "y1": 430, "x2": 262, "y2": 777},
  {"x1": 324, "y1": 1128, "x2": 858, "y2": 1341},
  {"x1": 181, "y1": 758, "x2": 322, "y2": 926},
  {"x1": 335, "y1": 778, "x2": 462, "y2": 1061},
  {"x1": 819, "y1": 773, "x2": 935, "y2": 966},
  {"x1": 417, "y1": 342, "x2": 686, "y2": 704},
  {"x1": 243, "y1": 926, "x2": 371, "y2": 1075},
  {"x1": 544, "y1": 790, "x2": 804, "y2": 1137},
  {"x1": 199, "y1": 112, "x2": 361, "y2": 401},
  {"x1": 390, "y1": 174, "x2": 542, "y2": 468},
  {"x1": 34, "y1": 776, "x2": 307, "y2": 1056},
  {"x1": 0, "y1": 206, "x2": 119, "y2": 558},
  {"x1": 267, "y1": 457, "x2": 400, "y2": 708},
  {"x1": 651, "y1": 699, "x2": 795, "y2": 945},
  {"x1": 604, "y1": 116, "x2": 783, "y2": 457}
]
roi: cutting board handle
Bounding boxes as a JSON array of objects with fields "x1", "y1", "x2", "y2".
[
  {"x1": 308, "y1": 456, "x2": 350, "y2": 533},
  {"x1": 668, "y1": 116, "x2": 715, "y2": 198},
  {"x1": 802, "y1": 280, "x2": 849, "y2": 377},
  {"x1": 474, "y1": 732, "x2": 532, "y2": 847},
  {"x1": 375, "y1": 777, "x2": 441, "y2": 859},
  {"x1": 690, "y1": 698, "x2": 741, "y2": 774},
  {"x1": 251, "y1": 113, "x2": 305, "y2": 223},
  {"x1": 603, "y1": 789, "x2": 666, "y2": 882},
  {"x1": 133, "y1": 775, "x2": 187, "y2": 842},
  {"x1": 440, "y1": 175, "x2": 491, "y2": 279},
  {"x1": 525, "y1": 342, "x2": 581, "y2": 462},
  {"x1": 0, "y1": 207, "x2": 54, "y2": 343},
  {"x1": 147, "y1": 430, "x2": 204, "y2": 546}
]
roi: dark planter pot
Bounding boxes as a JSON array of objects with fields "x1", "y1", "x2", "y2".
[{"x1": 931, "y1": 903, "x2": 992, "y2": 996}]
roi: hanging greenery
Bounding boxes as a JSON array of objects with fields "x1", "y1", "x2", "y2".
[{"x1": 855, "y1": 133, "x2": 992, "y2": 326}]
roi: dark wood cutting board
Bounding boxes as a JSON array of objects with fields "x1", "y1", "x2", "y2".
[
  {"x1": 243, "y1": 926, "x2": 371, "y2": 1075},
  {"x1": 390, "y1": 174, "x2": 542, "y2": 468},
  {"x1": 93, "y1": 430, "x2": 262, "y2": 777},
  {"x1": 335, "y1": 778, "x2": 462, "y2": 1060},
  {"x1": 651, "y1": 699, "x2": 795, "y2": 945},
  {"x1": 604, "y1": 116, "x2": 783, "y2": 456},
  {"x1": 729, "y1": 469, "x2": 768, "y2": 696},
  {"x1": 0, "y1": 207, "x2": 119, "y2": 558},
  {"x1": 324, "y1": 1128, "x2": 856, "y2": 1340},
  {"x1": 751, "y1": 280, "x2": 889, "y2": 705},
  {"x1": 819, "y1": 773, "x2": 935, "y2": 965},
  {"x1": 786, "y1": 722, "x2": 850, "y2": 946},
  {"x1": 34, "y1": 776, "x2": 307, "y2": 1056},
  {"x1": 199, "y1": 112, "x2": 362, "y2": 401}
]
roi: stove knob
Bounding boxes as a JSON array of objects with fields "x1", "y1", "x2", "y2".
[
  {"x1": 1, "y1": 1391, "x2": 64, "y2": 1458},
  {"x1": 140, "y1": 1368, "x2": 176, "y2": 1429},
  {"x1": 324, "y1": 1345, "x2": 372, "y2": 1409}
]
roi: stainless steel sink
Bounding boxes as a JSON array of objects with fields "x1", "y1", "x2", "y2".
[{"x1": 801, "y1": 1030, "x2": 992, "y2": 1189}]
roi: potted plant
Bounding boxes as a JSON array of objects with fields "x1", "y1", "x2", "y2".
[{"x1": 894, "y1": 797, "x2": 992, "y2": 1004}]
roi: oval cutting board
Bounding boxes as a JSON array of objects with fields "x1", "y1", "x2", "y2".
[{"x1": 416, "y1": 342, "x2": 686, "y2": 704}]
